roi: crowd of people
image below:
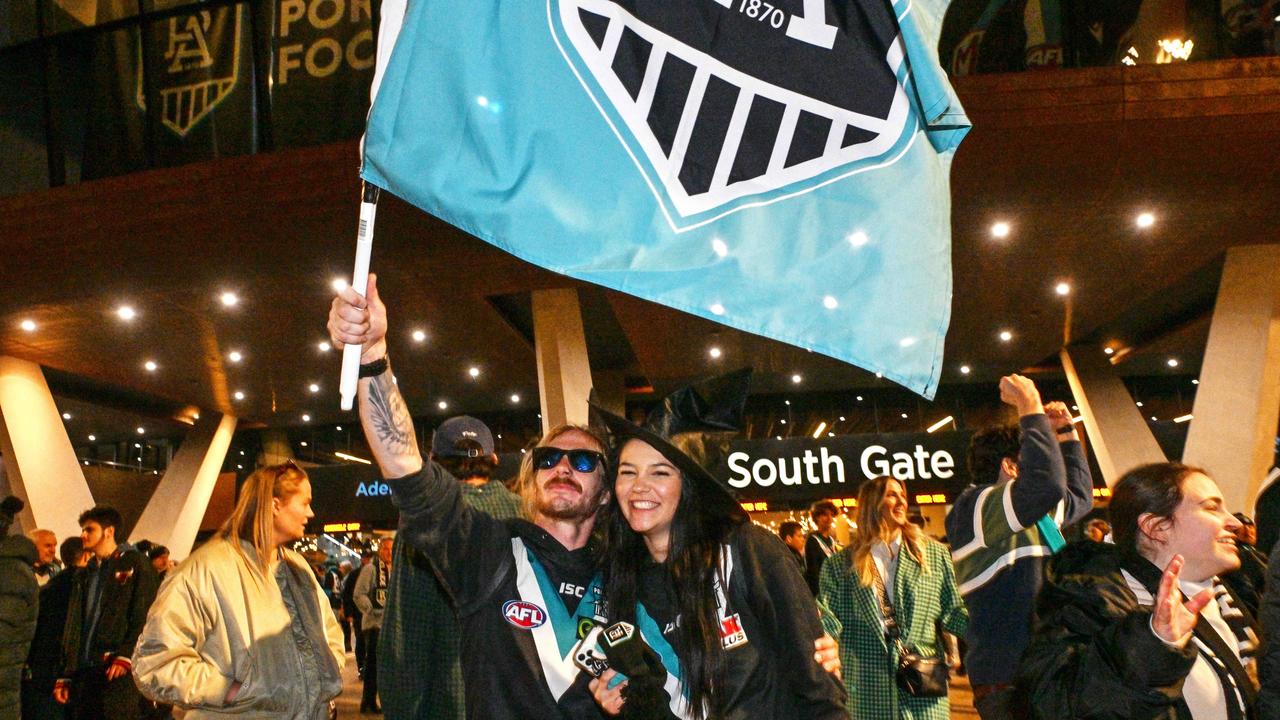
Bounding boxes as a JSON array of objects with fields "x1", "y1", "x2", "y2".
[{"x1": 0, "y1": 280, "x2": 1275, "y2": 720}]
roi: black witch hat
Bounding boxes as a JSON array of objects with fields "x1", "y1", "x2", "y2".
[{"x1": 591, "y1": 368, "x2": 752, "y2": 520}]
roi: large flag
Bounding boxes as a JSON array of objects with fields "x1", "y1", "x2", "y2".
[{"x1": 362, "y1": 0, "x2": 968, "y2": 398}]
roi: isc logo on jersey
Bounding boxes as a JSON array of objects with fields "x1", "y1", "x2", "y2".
[
  {"x1": 550, "y1": 0, "x2": 912, "y2": 231},
  {"x1": 503, "y1": 600, "x2": 548, "y2": 629}
]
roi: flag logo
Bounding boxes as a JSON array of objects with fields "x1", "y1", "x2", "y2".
[
  {"x1": 137, "y1": 7, "x2": 243, "y2": 137},
  {"x1": 550, "y1": 0, "x2": 912, "y2": 231}
]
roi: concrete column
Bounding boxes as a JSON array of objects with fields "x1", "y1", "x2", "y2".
[
  {"x1": 259, "y1": 428, "x2": 295, "y2": 467},
  {"x1": 1060, "y1": 344, "x2": 1166, "y2": 486},
  {"x1": 1183, "y1": 245, "x2": 1280, "y2": 514},
  {"x1": 0, "y1": 356, "x2": 96, "y2": 541},
  {"x1": 129, "y1": 412, "x2": 237, "y2": 561},
  {"x1": 533, "y1": 288, "x2": 593, "y2": 434}
]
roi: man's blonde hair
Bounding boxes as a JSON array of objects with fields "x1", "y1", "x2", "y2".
[{"x1": 514, "y1": 424, "x2": 607, "y2": 520}]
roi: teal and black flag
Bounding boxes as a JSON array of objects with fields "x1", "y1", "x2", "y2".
[{"x1": 362, "y1": 0, "x2": 969, "y2": 397}]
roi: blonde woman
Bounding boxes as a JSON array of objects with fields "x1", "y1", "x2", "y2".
[
  {"x1": 132, "y1": 462, "x2": 345, "y2": 719},
  {"x1": 820, "y1": 476, "x2": 968, "y2": 720}
]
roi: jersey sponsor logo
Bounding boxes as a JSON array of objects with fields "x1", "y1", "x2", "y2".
[
  {"x1": 550, "y1": 0, "x2": 910, "y2": 230},
  {"x1": 719, "y1": 612, "x2": 748, "y2": 649},
  {"x1": 503, "y1": 599, "x2": 548, "y2": 629}
]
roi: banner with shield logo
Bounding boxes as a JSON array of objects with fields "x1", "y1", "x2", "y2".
[{"x1": 362, "y1": 0, "x2": 968, "y2": 398}]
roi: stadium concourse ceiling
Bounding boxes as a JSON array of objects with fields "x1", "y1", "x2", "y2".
[{"x1": 0, "y1": 58, "x2": 1278, "y2": 442}]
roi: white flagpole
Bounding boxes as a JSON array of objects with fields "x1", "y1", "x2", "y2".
[{"x1": 339, "y1": 181, "x2": 381, "y2": 411}]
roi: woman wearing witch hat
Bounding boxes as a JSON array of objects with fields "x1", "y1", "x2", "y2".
[{"x1": 589, "y1": 370, "x2": 848, "y2": 720}]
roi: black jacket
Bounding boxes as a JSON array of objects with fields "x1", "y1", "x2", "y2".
[
  {"x1": 25, "y1": 568, "x2": 74, "y2": 691},
  {"x1": 61, "y1": 545, "x2": 158, "y2": 679},
  {"x1": 391, "y1": 463, "x2": 606, "y2": 720},
  {"x1": 1018, "y1": 541, "x2": 1256, "y2": 719},
  {"x1": 1256, "y1": 539, "x2": 1280, "y2": 718}
]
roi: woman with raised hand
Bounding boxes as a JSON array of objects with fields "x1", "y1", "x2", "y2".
[
  {"x1": 132, "y1": 462, "x2": 345, "y2": 719},
  {"x1": 588, "y1": 370, "x2": 847, "y2": 720},
  {"x1": 820, "y1": 476, "x2": 967, "y2": 719}
]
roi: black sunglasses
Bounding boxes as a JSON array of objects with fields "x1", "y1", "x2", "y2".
[{"x1": 531, "y1": 447, "x2": 605, "y2": 473}]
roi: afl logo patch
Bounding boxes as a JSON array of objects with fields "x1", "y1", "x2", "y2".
[
  {"x1": 503, "y1": 600, "x2": 548, "y2": 629},
  {"x1": 549, "y1": 0, "x2": 912, "y2": 230}
]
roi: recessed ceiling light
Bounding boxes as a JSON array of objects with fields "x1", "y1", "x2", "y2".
[
  {"x1": 239, "y1": 450, "x2": 245, "y2": 455},
  {"x1": 237, "y1": 464, "x2": 243, "y2": 470},
  {"x1": 412, "y1": 329, "x2": 427, "y2": 343},
  {"x1": 300, "y1": 441, "x2": 308, "y2": 447},
  {"x1": 900, "y1": 413, "x2": 908, "y2": 419},
  {"x1": 1136, "y1": 401, "x2": 1144, "y2": 407},
  {"x1": 1150, "y1": 416, "x2": 1158, "y2": 422},
  {"x1": 144, "y1": 360, "x2": 158, "y2": 372},
  {"x1": 784, "y1": 400, "x2": 790, "y2": 405},
  {"x1": 233, "y1": 390, "x2": 245, "y2": 401},
  {"x1": 775, "y1": 435, "x2": 782, "y2": 440},
  {"x1": 331, "y1": 278, "x2": 348, "y2": 292},
  {"x1": 510, "y1": 394, "x2": 520, "y2": 403},
  {"x1": 959, "y1": 365, "x2": 971, "y2": 375},
  {"x1": 791, "y1": 374, "x2": 802, "y2": 384},
  {"x1": 318, "y1": 341, "x2": 331, "y2": 352},
  {"x1": 1192, "y1": 379, "x2": 1199, "y2": 385},
  {"x1": 136, "y1": 427, "x2": 145, "y2": 434},
  {"x1": 19, "y1": 319, "x2": 35, "y2": 332},
  {"x1": 856, "y1": 395, "x2": 863, "y2": 402},
  {"x1": 991, "y1": 221, "x2": 1011, "y2": 238},
  {"x1": 827, "y1": 432, "x2": 834, "y2": 437},
  {"x1": 468, "y1": 367, "x2": 480, "y2": 378},
  {"x1": 780, "y1": 419, "x2": 787, "y2": 425},
  {"x1": 336, "y1": 425, "x2": 343, "y2": 431},
  {"x1": 839, "y1": 416, "x2": 846, "y2": 422},
  {"x1": 710, "y1": 303, "x2": 726, "y2": 316},
  {"x1": 62, "y1": 412, "x2": 71, "y2": 420},
  {"x1": 708, "y1": 346, "x2": 722, "y2": 359},
  {"x1": 116, "y1": 305, "x2": 136, "y2": 321},
  {"x1": 1136, "y1": 212, "x2": 1156, "y2": 229},
  {"x1": 88, "y1": 434, "x2": 96, "y2": 441},
  {"x1": 219, "y1": 292, "x2": 239, "y2": 307},
  {"x1": 438, "y1": 400, "x2": 448, "y2": 410},
  {"x1": 875, "y1": 372, "x2": 883, "y2": 379},
  {"x1": 823, "y1": 296, "x2": 839, "y2": 310},
  {"x1": 1055, "y1": 282, "x2": 1071, "y2": 296},
  {"x1": 1104, "y1": 347, "x2": 1115, "y2": 355},
  {"x1": 134, "y1": 443, "x2": 141, "y2": 449},
  {"x1": 999, "y1": 330, "x2": 1013, "y2": 342},
  {"x1": 228, "y1": 351, "x2": 243, "y2": 363},
  {"x1": 302, "y1": 414, "x2": 311, "y2": 422},
  {"x1": 309, "y1": 383, "x2": 320, "y2": 393},
  {"x1": 1166, "y1": 358, "x2": 1179, "y2": 367}
]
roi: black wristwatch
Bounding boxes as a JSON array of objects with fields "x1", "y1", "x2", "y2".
[
  {"x1": 1055, "y1": 424, "x2": 1076, "y2": 435},
  {"x1": 358, "y1": 354, "x2": 390, "y2": 378}
]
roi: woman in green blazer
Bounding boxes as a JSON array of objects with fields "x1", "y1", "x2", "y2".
[{"x1": 820, "y1": 476, "x2": 968, "y2": 720}]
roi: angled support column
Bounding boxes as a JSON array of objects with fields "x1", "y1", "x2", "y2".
[
  {"x1": 1061, "y1": 344, "x2": 1167, "y2": 486},
  {"x1": 130, "y1": 411, "x2": 237, "y2": 561},
  {"x1": 1183, "y1": 245, "x2": 1280, "y2": 514},
  {"x1": 533, "y1": 288, "x2": 593, "y2": 434},
  {"x1": 0, "y1": 356, "x2": 95, "y2": 540}
]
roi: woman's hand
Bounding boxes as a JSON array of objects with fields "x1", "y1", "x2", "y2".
[
  {"x1": 1152, "y1": 554, "x2": 1212, "y2": 645},
  {"x1": 588, "y1": 670, "x2": 627, "y2": 716},
  {"x1": 814, "y1": 634, "x2": 842, "y2": 677}
]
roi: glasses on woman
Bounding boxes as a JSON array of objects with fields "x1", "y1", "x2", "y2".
[{"x1": 531, "y1": 447, "x2": 605, "y2": 473}]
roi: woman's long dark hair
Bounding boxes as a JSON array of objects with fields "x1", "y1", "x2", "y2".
[{"x1": 601, "y1": 439, "x2": 744, "y2": 720}]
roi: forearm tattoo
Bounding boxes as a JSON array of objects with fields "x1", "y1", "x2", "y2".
[{"x1": 364, "y1": 370, "x2": 416, "y2": 457}]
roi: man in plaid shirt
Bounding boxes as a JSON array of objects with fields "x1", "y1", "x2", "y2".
[{"x1": 378, "y1": 416, "x2": 523, "y2": 719}]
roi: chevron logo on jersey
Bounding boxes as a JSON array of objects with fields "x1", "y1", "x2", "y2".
[{"x1": 550, "y1": 0, "x2": 911, "y2": 230}]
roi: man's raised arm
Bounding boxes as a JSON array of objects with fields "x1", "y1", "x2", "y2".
[{"x1": 327, "y1": 274, "x2": 424, "y2": 479}]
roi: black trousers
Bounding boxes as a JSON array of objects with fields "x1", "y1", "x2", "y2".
[
  {"x1": 353, "y1": 612, "x2": 365, "y2": 671},
  {"x1": 69, "y1": 668, "x2": 144, "y2": 720},
  {"x1": 361, "y1": 628, "x2": 380, "y2": 712}
]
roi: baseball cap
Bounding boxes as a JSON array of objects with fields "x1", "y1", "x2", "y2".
[{"x1": 431, "y1": 416, "x2": 495, "y2": 458}]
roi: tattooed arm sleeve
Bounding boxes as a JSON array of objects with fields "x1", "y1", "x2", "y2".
[{"x1": 359, "y1": 360, "x2": 425, "y2": 479}]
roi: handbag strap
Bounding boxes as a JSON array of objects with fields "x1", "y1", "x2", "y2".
[{"x1": 869, "y1": 560, "x2": 909, "y2": 657}]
